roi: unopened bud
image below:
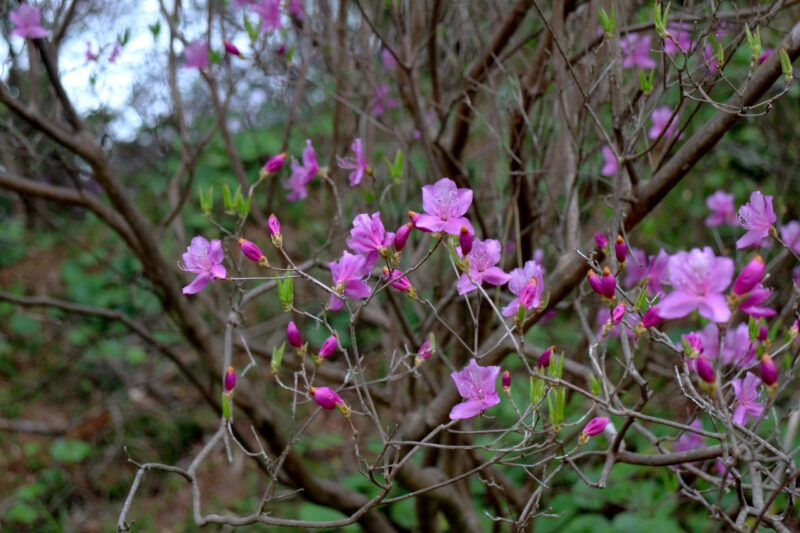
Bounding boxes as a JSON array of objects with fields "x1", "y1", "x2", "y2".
[
  {"x1": 733, "y1": 255, "x2": 765, "y2": 295},
  {"x1": 394, "y1": 222, "x2": 412, "y2": 252},
  {"x1": 615, "y1": 235, "x2": 627, "y2": 263},
  {"x1": 612, "y1": 301, "x2": 625, "y2": 325},
  {"x1": 224, "y1": 366, "x2": 236, "y2": 392},
  {"x1": 309, "y1": 385, "x2": 344, "y2": 410},
  {"x1": 264, "y1": 153, "x2": 287, "y2": 172},
  {"x1": 538, "y1": 346, "x2": 554, "y2": 369},
  {"x1": 239, "y1": 238, "x2": 266, "y2": 263},
  {"x1": 287, "y1": 321, "x2": 303, "y2": 348},
  {"x1": 640, "y1": 305, "x2": 662, "y2": 328},
  {"x1": 318, "y1": 335, "x2": 338, "y2": 358},
  {"x1": 594, "y1": 232, "x2": 609, "y2": 249},
  {"x1": 459, "y1": 225, "x2": 473, "y2": 255}
]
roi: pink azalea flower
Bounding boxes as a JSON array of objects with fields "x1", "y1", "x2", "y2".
[
  {"x1": 620, "y1": 33, "x2": 656, "y2": 69},
  {"x1": 380, "y1": 48, "x2": 397, "y2": 71},
  {"x1": 502, "y1": 260, "x2": 545, "y2": 316},
  {"x1": 288, "y1": 0, "x2": 304, "y2": 21},
  {"x1": 705, "y1": 190, "x2": 736, "y2": 227},
  {"x1": 624, "y1": 248, "x2": 669, "y2": 295},
  {"x1": 737, "y1": 285, "x2": 775, "y2": 317},
  {"x1": 85, "y1": 41, "x2": 98, "y2": 61},
  {"x1": 674, "y1": 418, "x2": 704, "y2": 453},
  {"x1": 648, "y1": 106, "x2": 681, "y2": 140},
  {"x1": 449, "y1": 359, "x2": 501, "y2": 420},
  {"x1": 10, "y1": 3, "x2": 49, "y2": 39},
  {"x1": 758, "y1": 48, "x2": 773, "y2": 65},
  {"x1": 373, "y1": 84, "x2": 398, "y2": 116},
  {"x1": 253, "y1": 0, "x2": 283, "y2": 31},
  {"x1": 179, "y1": 236, "x2": 227, "y2": 294},
  {"x1": 337, "y1": 138, "x2": 369, "y2": 186},
  {"x1": 416, "y1": 177, "x2": 474, "y2": 235},
  {"x1": 327, "y1": 251, "x2": 371, "y2": 311},
  {"x1": 284, "y1": 139, "x2": 319, "y2": 201},
  {"x1": 346, "y1": 212, "x2": 394, "y2": 269},
  {"x1": 601, "y1": 145, "x2": 618, "y2": 177},
  {"x1": 183, "y1": 39, "x2": 209, "y2": 69},
  {"x1": 596, "y1": 307, "x2": 634, "y2": 339},
  {"x1": 418, "y1": 340, "x2": 432, "y2": 359},
  {"x1": 663, "y1": 24, "x2": 693, "y2": 55},
  {"x1": 383, "y1": 266, "x2": 412, "y2": 291},
  {"x1": 736, "y1": 191, "x2": 777, "y2": 248},
  {"x1": 731, "y1": 372, "x2": 765, "y2": 425},
  {"x1": 456, "y1": 238, "x2": 510, "y2": 295},
  {"x1": 779, "y1": 221, "x2": 800, "y2": 253},
  {"x1": 109, "y1": 42, "x2": 121, "y2": 63},
  {"x1": 659, "y1": 247, "x2": 733, "y2": 323}
]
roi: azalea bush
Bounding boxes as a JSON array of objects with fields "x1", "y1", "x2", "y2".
[{"x1": 3, "y1": 0, "x2": 800, "y2": 531}]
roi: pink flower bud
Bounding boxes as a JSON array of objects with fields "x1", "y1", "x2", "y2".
[
  {"x1": 587, "y1": 270, "x2": 603, "y2": 295},
  {"x1": 615, "y1": 235, "x2": 627, "y2": 263},
  {"x1": 265, "y1": 153, "x2": 287, "y2": 173},
  {"x1": 695, "y1": 356, "x2": 715, "y2": 384},
  {"x1": 268, "y1": 214, "x2": 281, "y2": 235},
  {"x1": 408, "y1": 210, "x2": 424, "y2": 230},
  {"x1": 394, "y1": 222, "x2": 412, "y2": 252},
  {"x1": 224, "y1": 366, "x2": 236, "y2": 392},
  {"x1": 600, "y1": 267, "x2": 616, "y2": 298},
  {"x1": 612, "y1": 301, "x2": 625, "y2": 325},
  {"x1": 502, "y1": 369, "x2": 511, "y2": 389},
  {"x1": 732, "y1": 255, "x2": 765, "y2": 295},
  {"x1": 318, "y1": 335, "x2": 338, "y2": 358},
  {"x1": 760, "y1": 352, "x2": 777, "y2": 387},
  {"x1": 583, "y1": 416, "x2": 609, "y2": 436},
  {"x1": 287, "y1": 321, "x2": 303, "y2": 348},
  {"x1": 418, "y1": 339, "x2": 432, "y2": 359},
  {"x1": 309, "y1": 386, "x2": 344, "y2": 410},
  {"x1": 238, "y1": 238, "x2": 265, "y2": 262},
  {"x1": 383, "y1": 266, "x2": 412, "y2": 291},
  {"x1": 594, "y1": 232, "x2": 608, "y2": 249},
  {"x1": 758, "y1": 324, "x2": 768, "y2": 342},
  {"x1": 682, "y1": 332, "x2": 704, "y2": 355},
  {"x1": 640, "y1": 305, "x2": 662, "y2": 328},
  {"x1": 459, "y1": 225, "x2": 473, "y2": 255},
  {"x1": 223, "y1": 39, "x2": 243, "y2": 57},
  {"x1": 538, "y1": 346, "x2": 554, "y2": 369}
]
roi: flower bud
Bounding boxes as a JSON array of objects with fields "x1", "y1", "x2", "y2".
[
  {"x1": 615, "y1": 235, "x2": 627, "y2": 263},
  {"x1": 383, "y1": 266, "x2": 412, "y2": 291},
  {"x1": 418, "y1": 339, "x2": 432, "y2": 359},
  {"x1": 224, "y1": 366, "x2": 236, "y2": 392},
  {"x1": 791, "y1": 319, "x2": 799, "y2": 340},
  {"x1": 640, "y1": 305, "x2": 662, "y2": 328},
  {"x1": 732, "y1": 255, "x2": 765, "y2": 296},
  {"x1": 318, "y1": 335, "x2": 338, "y2": 358},
  {"x1": 268, "y1": 214, "x2": 283, "y2": 248},
  {"x1": 223, "y1": 40, "x2": 243, "y2": 57},
  {"x1": 264, "y1": 153, "x2": 287, "y2": 173},
  {"x1": 238, "y1": 238, "x2": 266, "y2": 263},
  {"x1": 600, "y1": 267, "x2": 616, "y2": 298},
  {"x1": 612, "y1": 301, "x2": 625, "y2": 325},
  {"x1": 760, "y1": 352, "x2": 778, "y2": 387},
  {"x1": 502, "y1": 369, "x2": 511, "y2": 389},
  {"x1": 408, "y1": 210, "x2": 422, "y2": 227},
  {"x1": 538, "y1": 346, "x2": 554, "y2": 369},
  {"x1": 309, "y1": 386, "x2": 344, "y2": 410},
  {"x1": 518, "y1": 279, "x2": 539, "y2": 309},
  {"x1": 583, "y1": 416, "x2": 609, "y2": 436},
  {"x1": 394, "y1": 222, "x2": 412, "y2": 252},
  {"x1": 682, "y1": 332, "x2": 704, "y2": 358},
  {"x1": 758, "y1": 323, "x2": 769, "y2": 343},
  {"x1": 594, "y1": 232, "x2": 609, "y2": 249},
  {"x1": 459, "y1": 225, "x2": 473, "y2": 255},
  {"x1": 287, "y1": 321, "x2": 303, "y2": 348},
  {"x1": 587, "y1": 270, "x2": 603, "y2": 295},
  {"x1": 695, "y1": 356, "x2": 715, "y2": 384}
]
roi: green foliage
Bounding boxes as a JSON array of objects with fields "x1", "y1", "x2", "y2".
[{"x1": 49, "y1": 439, "x2": 92, "y2": 463}]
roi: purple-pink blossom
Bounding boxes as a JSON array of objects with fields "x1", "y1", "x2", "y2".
[
  {"x1": 659, "y1": 247, "x2": 733, "y2": 323},
  {"x1": 253, "y1": 0, "x2": 283, "y2": 31},
  {"x1": 10, "y1": 3, "x2": 49, "y2": 39},
  {"x1": 502, "y1": 260, "x2": 545, "y2": 316},
  {"x1": 416, "y1": 177, "x2": 474, "y2": 235},
  {"x1": 620, "y1": 32, "x2": 656, "y2": 69},
  {"x1": 648, "y1": 106, "x2": 681, "y2": 140},
  {"x1": 779, "y1": 221, "x2": 800, "y2": 253},
  {"x1": 737, "y1": 285, "x2": 775, "y2": 317},
  {"x1": 705, "y1": 190, "x2": 736, "y2": 227},
  {"x1": 179, "y1": 236, "x2": 227, "y2": 294},
  {"x1": 601, "y1": 145, "x2": 618, "y2": 177},
  {"x1": 288, "y1": 0, "x2": 304, "y2": 21},
  {"x1": 284, "y1": 139, "x2": 319, "y2": 201},
  {"x1": 380, "y1": 48, "x2": 397, "y2": 71},
  {"x1": 674, "y1": 418, "x2": 704, "y2": 453},
  {"x1": 624, "y1": 248, "x2": 669, "y2": 295},
  {"x1": 731, "y1": 372, "x2": 765, "y2": 425},
  {"x1": 736, "y1": 191, "x2": 776, "y2": 249},
  {"x1": 383, "y1": 267, "x2": 412, "y2": 291},
  {"x1": 373, "y1": 84, "x2": 398, "y2": 116},
  {"x1": 183, "y1": 39, "x2": 209, "y2": 69},
  {"x1": 337, "y1": 138, "x2": 369, "y2": 186},
  {"x1": 663, "y1": 24, "x2": 693, "y2": 55},
  {"x1": 327, "y1": 251, "x2": 371, "y2": 311},
  {"x1": 346, "y1": 212, "x2": 394, "y2": 269},
  {"x1": 456, "y1": 238, "x2": 510, "y2": 295},
  {"x1": 418, "y1": 340, "x2": 432, "y2": 359},
  {"x1": 449, "y1": 359, "x2": 501, "y2": 420}
]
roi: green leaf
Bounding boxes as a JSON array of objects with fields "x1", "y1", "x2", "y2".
[
  {"x1": 49, "y1": 439, "x2": 91, "y2": 463},
  {"x1": 149, "y1": 20, "x2": 161, "y2": 39},
  {"x1": 120, "y1": 28, "x2": 130, "y2": 46},
  {"x1": 222, "y1": 183, "x2": 233, "y2": 212},
  {"x1": 271, "y1": 341, "x2": 286, "y2": 374},
  {"x1": 4, "y1": 502, "x2": 39, "y2": 524},
  {"x1": 278, "y1": 272, "x2": 294, "y2": 309}
]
